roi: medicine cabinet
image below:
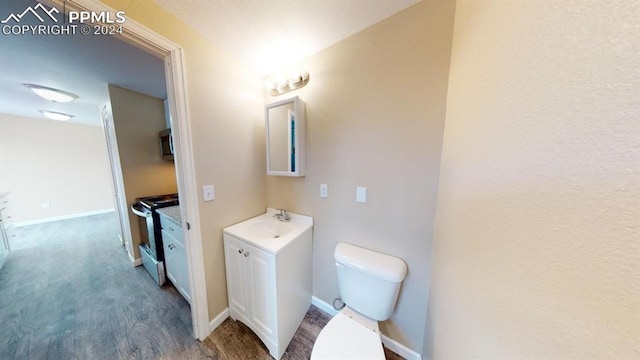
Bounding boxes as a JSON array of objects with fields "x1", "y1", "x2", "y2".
[{"x1": 265, "y1": 96, "x2": 306, "y2": 177}]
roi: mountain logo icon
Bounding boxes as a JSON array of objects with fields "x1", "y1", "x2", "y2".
[{"x1": 1, "y1": 3, "x2": 60, "y2": 24}]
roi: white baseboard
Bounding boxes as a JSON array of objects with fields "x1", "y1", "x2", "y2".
[
  {"x1": 312, "y1": 295, "x2": 338, "y2": 316},
  {"x1": 209, "y1": 307, "x2": 230, "y2": 334},
  {"x1": 311, "y1": 296, "x2": 421, "y2": 360},
  {"x1": 125, "y1": 247, "x2": 142, "y2": 266},
  {"x1": 382, "y1": 336, "x2": 422, "y2": 360},
  {"x1": 13, "y1": 208, "x2": 115, "y2": 227}
]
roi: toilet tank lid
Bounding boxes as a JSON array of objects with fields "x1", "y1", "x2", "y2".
[{"x1": 334, "y1": 243, "x2": 407, "y2": 282}]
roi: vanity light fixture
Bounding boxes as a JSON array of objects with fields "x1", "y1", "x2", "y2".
[
  {"x1": 267, "y1": 72, "x2": 309, "y2": 96},
  {"x1": 25, "y1": 84, "x2": 78, "y2": 103},
  {"x1": 39, "y1": 110, "x2": 74, "y2": 121}
]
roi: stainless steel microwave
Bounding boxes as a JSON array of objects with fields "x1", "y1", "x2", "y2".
[{"x1": 159, "y1": 128, "x2": 174, "y2": 161}]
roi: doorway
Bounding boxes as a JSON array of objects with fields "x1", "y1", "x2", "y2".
[
  {"x1": 0, "y1": 0, "x2": 209, "y2": 342},
  {"x1": 66, "y1": 1, "x2": 211, "y2": 340}
]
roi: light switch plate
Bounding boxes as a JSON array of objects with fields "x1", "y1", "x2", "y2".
[
  {"x1": 203, "y1": 185, "x2": 214, "y2": 202},
  {"x1": 320, "y1": 184, "x2": 328, "y2": 198},
  {"x1": 356, "y1": 187, "x2": 367, "y2": 203}
]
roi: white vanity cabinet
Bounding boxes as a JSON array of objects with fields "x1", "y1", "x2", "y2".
[
  {"x1": 159, "y1": 213, "x2": 190, "y2": 303},
  {"x1": 224, "y1": 235, "x2": 277, "y2": 339},
  {"x1": 223, "y1": 209, "x2": 313, "y2": 360}
]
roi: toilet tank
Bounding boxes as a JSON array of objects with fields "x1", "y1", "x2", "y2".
[{"x1": 334, "y1": 243, "x2": 407, "y2": 321}]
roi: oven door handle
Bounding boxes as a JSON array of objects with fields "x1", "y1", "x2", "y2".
[{"x1": 131, "y1": 203, "x2": 149, "y2": 218}]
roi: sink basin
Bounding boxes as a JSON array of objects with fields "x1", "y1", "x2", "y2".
[
  {"x1": 223, "y1": 208, "x2": 313, "y2": 254},
  {"x1": 247, "y1": 219, "x2": 293, "y2": 239}
]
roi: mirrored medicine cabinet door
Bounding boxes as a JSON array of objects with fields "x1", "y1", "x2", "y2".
[{"x1": 265, "y1": 96, "x2": 306, "y2": 177}]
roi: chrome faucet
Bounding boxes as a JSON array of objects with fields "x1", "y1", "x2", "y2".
[{"x1": 274, "y1": 209, "x2": 290, "y2": 222}]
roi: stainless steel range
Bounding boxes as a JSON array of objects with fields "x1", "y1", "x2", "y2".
[{"x1": 131, "y1": 193, "x2": 179, "y2": 285}]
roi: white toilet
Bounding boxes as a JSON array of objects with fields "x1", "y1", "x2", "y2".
[{"x1": 311, "y1": 242, "x2": 407, "y2": 360}]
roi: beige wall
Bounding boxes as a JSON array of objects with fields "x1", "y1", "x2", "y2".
[
  {"x1": 264, "y1": 0, "x2": 455, "y2": 352},
  {"x1": 426, "y1": 0, "x2": 640, "y2": 359},
  {"x1": 108, "y1": 85, "x2": 178, "y2": 258},
  {"x1": 102, "y1": 0, "x2": 266, "y2": 322},
  {"x1": 0, "y1": 113, "x2": 113, "y2": 223}
]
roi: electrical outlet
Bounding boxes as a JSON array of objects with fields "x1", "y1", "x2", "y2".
[{"x1": 203, "y1": 185, "x2": 214, "y2": 202}]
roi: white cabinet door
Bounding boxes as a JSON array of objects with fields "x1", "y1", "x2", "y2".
[
  {"x1": 0, "y1": 195, "x2": 12, "y2": 270},
  {"x1": 0, "y1": 220, "x2": 9, "y2": 270},
  {"x1": 162, "y1": 229, "x2": 179, "y2": 286},
  {"x1": 224, "y1": 234, "x2": 250, "y2": 321},
  {"x1": 224, "y1": 235, "x2": 277, "y2": 349},
  {"x1": 160, "y1": 214, "x2": 190, "y2": 304},
  {"x1": 173, "y1": 238, "x2": 190, "y2": 303},
  {"x1": 247, "y1": 243, "x2": 276, "y2": 340}
]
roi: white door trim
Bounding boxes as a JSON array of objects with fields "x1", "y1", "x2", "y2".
[{"x1": 40, "y1": 0, "x2": 210, "y2": 341}]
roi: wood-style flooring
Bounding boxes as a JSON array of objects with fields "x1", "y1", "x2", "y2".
[{"x1": 0, "y1": 213, "x2": 404, "y2": 359}]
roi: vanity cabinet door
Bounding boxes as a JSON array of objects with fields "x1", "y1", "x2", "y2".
[
  {"x1": 224, "y1": 234, "x2": 250, "y2": 322},
  {"x1": 247, "y1": 244, "x2": 276, "y2": 340}
]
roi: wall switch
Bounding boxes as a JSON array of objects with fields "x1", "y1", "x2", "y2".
[
  {"x1": 202, "y1": 185, "x2": 215, "y2": 202},
  {"x1": 356, "y1": 187, "x2": 367, "y2": 203},
  {"x1": 320, "y1": 184, "x2": 328, "y2": 198}
]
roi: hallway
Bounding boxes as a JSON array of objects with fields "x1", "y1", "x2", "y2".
[{"x1": 0, "y1": 213, "x2": 200, "y2": 359}]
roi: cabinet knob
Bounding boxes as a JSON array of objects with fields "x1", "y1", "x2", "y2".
[
  {"x1": 168, "y1": 227, "x2": 174, "y2": 231},
  {"x1": 169, "y1": 243, "x2": 175, "y2": 250},
  {"x1": 244, "y1": 252, "x2": 249, "y2": 257},
  {"x1": 238, "y1": 249, "x2": 243, "y2": 254}
]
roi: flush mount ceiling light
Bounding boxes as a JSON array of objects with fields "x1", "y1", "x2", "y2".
[
  {"x1": 267, "y1": 72, "x2": 309, "y2": 96},
  {"x1": 25, "y1": 84, "x2": 78, "y2": 103},
  {"x1": 39, "y1": 110, "x2": 74, "y2": 121}
]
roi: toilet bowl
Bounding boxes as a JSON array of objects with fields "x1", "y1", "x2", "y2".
[
  {"x1": 311, "y1": 243, "x2": 407, "y2": 360},
  {"x1": 311, "y1": 306, "x2": 384, "y2": 359}
]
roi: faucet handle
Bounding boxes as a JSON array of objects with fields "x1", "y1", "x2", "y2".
[{"x1": 273, "y1": 208, "x2": 291, "y2": 222}]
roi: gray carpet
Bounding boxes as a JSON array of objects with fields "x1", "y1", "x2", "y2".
[{"x1": 0, "y1": 213, "x2": 403, "y2": 359}]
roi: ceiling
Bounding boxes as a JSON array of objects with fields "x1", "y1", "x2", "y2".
[
  {"x1": 0, "y1": 0, "x2": 420, "y2": 127},
  {"x1": 0, "y1": 0, "x2": 166, "y2": 126},
  {"x1": 153, "y1": 0, "x2": 421, "y2": 75}
]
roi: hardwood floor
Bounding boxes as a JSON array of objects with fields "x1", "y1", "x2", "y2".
[{"x1": 0, "y1": 213, "x2": 404, "y2": 359}]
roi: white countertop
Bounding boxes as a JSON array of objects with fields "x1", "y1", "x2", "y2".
[
  {"x1": 157, "y1": 205, "x2": 181, "y2": 225},
  {"x1": 223, "y1": 208, "x2": 313, "y2": 254}
]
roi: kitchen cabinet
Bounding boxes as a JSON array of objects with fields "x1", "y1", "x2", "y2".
[
  {"x1": 0, "y1": 192, "x2": 14, "y2": 270},
  {"x1": 223, "y1": 226, "x2": 312, "y2": 360},
  {"x1": 159, "y1": 213, "x2": 190, "y2": 303}
]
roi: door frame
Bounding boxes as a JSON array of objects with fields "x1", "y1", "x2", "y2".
[{"x1": 41, "y1": 0, "x2": 210, "y2": 340}]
